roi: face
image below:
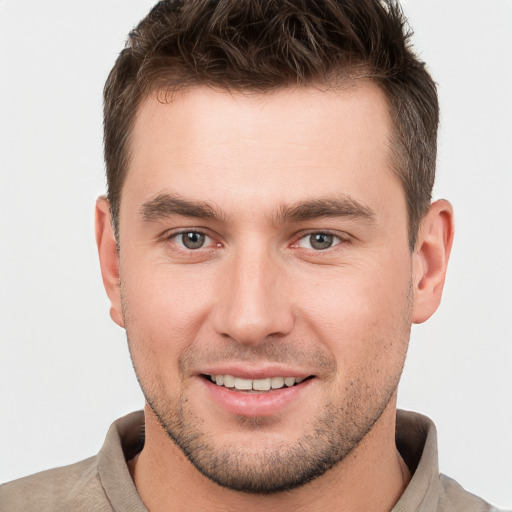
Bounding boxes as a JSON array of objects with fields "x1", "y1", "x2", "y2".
[{"x1": 114, "y1": 84, "x2": 414, "y2": 493}]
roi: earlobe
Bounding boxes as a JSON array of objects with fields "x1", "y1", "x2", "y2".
[
  {"x1": 412, "y1": 199, "x2": 454, "y2": 324},
  {"x1": 95, "y1": 196, "x2": 124, "y2": 328}
]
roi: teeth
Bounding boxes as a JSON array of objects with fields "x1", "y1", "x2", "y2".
[
  {"x1": 253, "y1": 378, "x2": 271, "y2": 391},
  {"x1": 234, "y1": 378, "x2": 252, "y2": 390},
  {"x1": 223, "y1": 375, "x2": 235, "y2": 388},
  {"x1": 271, "y1": 377, "x2": 285, "y2": 389},
  {"x1": 284, "y1": 377, "x2": 296, "y2": 387},
  {"x1": 209, "y1": 374, "x2": 305, "y2": 391}
]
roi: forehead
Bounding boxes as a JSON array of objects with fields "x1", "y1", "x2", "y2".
[{"x1": 124, "y1": 83, "x2": 399, "y2": 218}]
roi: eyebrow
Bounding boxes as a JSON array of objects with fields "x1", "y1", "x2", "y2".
[
  {"x1": 140, "y1": 193, "x2": 225, "y2": 222},
  {"x1": 140, "y1": 192, "x2": 375, "y2": 225},
  {"x1": 274, "y1": 197, "x2": 376, "y2": 224}
]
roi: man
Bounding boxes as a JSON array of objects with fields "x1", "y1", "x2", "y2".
[{"x1": 0, "y1": 0, "x2": 501, "y2": 510}]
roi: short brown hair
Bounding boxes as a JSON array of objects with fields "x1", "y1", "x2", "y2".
[{"x1": 104, "y1": 0, "x2": 438, "y2": 249}]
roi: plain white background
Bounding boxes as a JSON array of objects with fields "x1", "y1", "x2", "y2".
[{"x1": 0, "y1": 0, "x2": 511, "y2": 508}]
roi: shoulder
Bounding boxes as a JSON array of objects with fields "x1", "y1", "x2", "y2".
[
  {"x1": 0, "y1": 457, "x2": 112, "y2": 512},
  {"x1": 439, "y1": 474, "x2": 503, "y2": 512}
]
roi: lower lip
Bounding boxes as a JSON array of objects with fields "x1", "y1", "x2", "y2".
[{"x1": 200, "y1": 377, "x2": 313, "y2": 417}]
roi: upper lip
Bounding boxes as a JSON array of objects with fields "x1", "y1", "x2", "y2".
[{"x1": 197, "y1": 365, "x2": 313, "y2": 380}]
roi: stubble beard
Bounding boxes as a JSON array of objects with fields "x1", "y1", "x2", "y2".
[
  {"x1": 123, "y1": 283, "x2": 413, "y2": 495},
  {"x1": 146, "y1": 379, "x2": 400, "y2": 494},
  {"x1": 127, "y1": 341, "x2": 408, "y2": 495}
]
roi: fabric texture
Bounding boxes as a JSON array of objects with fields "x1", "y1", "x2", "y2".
[{"x1": 0, "y1": 410, "x2": 499, "y2": 511}]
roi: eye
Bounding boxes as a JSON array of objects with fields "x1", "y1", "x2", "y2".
[
  {"x1": 173, "y1": 231, "x2": 210, "y2": 250},
  {"x1": 297, "y1": 232, "x2": 342, "y2": 251}
]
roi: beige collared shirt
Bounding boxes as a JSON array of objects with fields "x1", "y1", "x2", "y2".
[{"x1": 0, "y1": 410, "x2": 500, "y2": 511}]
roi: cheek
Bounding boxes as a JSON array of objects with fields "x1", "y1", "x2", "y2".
[
  {"x1": 119, "y1": 258, "x2": 216, "y2": 371},
  {"x1": 295, "y1": 257, "x2": 412, "y2": 364},
  {"x1": 123, "y1": 251, "x2": 213, "y2": 317}
]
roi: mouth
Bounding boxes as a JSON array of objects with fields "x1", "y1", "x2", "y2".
[
  {"x1": 202, "y1": 374, "x2": 314, "y2": 392},
  {"x1": 199, "y1": 372, "x2": 316, "y2": 417}
]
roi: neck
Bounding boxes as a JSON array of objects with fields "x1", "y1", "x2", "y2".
[{"x1": 130, "y1": 400, "x2": 410, "y2": 512}]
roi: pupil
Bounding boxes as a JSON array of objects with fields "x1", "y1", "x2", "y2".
[
  {"x1": 310, "y1": 233, "x2": 333, "y2": 250},
  {"x1": 182, "y1": 232, "x2": 205, "y2": 249}
]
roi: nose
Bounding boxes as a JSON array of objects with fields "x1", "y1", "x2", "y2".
[{"x1": 212, "y1": 246, "x2": 294, "y2": 346}]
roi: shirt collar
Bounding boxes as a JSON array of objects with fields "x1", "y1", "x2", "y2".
[
  {"x1": 392, "y1": 410, "x2": 442, "y2": 511},
  {"x1": 97, "y1": 409, "x2": 442, "y2": 512}
]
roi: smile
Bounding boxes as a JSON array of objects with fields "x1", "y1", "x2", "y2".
[
  {"x1": 207, "y1": 374, "x2": 308, "y2": 391},
  {"x1": 201, "y1": 372, "x2": 315, "y2": 416}
]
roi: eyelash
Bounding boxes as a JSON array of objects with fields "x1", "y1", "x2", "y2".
[
  {"x1": 292, "y1": 231, "x2": 345, "y2": 251},
  {"x1": 165, "y1": 229, "x2": 219, "y2": 252},
  {"x1": 163, "y1": 229, "x2": 350, "y2": 254}
]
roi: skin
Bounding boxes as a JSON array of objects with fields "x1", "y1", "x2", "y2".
[{"x1": 96, "y1": 83, "x2": 453, "y2": 511}]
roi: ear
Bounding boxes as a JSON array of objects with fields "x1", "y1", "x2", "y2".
[
  {"x1": 412, "y1": 199, "x2": 454, "y2": 324},
  {"x1": 95, "y1": 196, "x2": 124, "y2": 328}
]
